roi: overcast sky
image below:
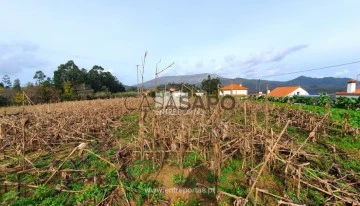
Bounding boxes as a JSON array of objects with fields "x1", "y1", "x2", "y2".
[{"x1": 1, "y1": 0, "x2": 360, "y2": 85}]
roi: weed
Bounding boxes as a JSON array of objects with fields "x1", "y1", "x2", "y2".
[
  {"x1": 1, "y1": 191, "x2": 18, "y2": 205},
  {"x1": 207, "y1": 172, "x2": 216, "y2": 183},
  {"x1": 127, "y1": 159, "x2": 154, "y2": 179},
  {"x1": 308, "y1": 189, "x2": 325, "y2": 205},
  {"x1": 75, "y1": 184, "x2": 103, "y2": 204},
  {"x1": 123, "y1": 179, "x2": 163, "y2": 206},
  {"x1": 171, "y1": 198, "x2": 200, "y2": 206},
  {"x1": 232, "y1": 182, "x2": 248, "y2": 198},
  {"x1": 336, "y1": 156, "x2": 360, "y2": 172},
  {"x1": 173, "y1": 173, "x2": 186, "y2": 186},
  {"x1": 183, "y1": 152, "x2": 202, "y2": 168}
]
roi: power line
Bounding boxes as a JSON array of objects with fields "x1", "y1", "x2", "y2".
[{"x1": 256, "y1": 60, "x2": 360, "y2": 78}]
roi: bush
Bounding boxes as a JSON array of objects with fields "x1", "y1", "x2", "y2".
[
  {"x1": 112, "y1": 91, "x2": 138, "y2": 98},
  {"x1": 0, "y1": 96, "x2": 10, "y2": 106},
  {"x1": 293, "y1": 96, "x2": 314, "y2": 105},
  {"x1": 334, "y1": 96, "x2": 357, "y2": 109},
  {"x1": 93, "y1": 91, "x2": 111, "y2": 99},
  {"x1": 317, "y1": 95, "x2": 332, "y2": 107}
]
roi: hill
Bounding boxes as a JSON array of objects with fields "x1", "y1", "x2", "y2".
[{"x1": 134, "y1": 74, "x2": 351, "y2": 94}]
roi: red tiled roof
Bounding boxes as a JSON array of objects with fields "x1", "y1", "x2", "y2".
[
  {"x1": 220, "y1": 84, "x2": 248, "y2": 90},
  {"x1": 348, "y1": 80, "x2": 357, "y2": 83},
  {"x1": 336, "y1": 88, "x2": 360, "y2": 95},
  {"x1": 267, "y1": 86, "x2": 301, "y2": 97}
]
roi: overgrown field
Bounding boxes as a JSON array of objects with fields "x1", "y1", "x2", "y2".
[
  {"x1": 270, "y1": 102, "x2": 360, "y2": 128},
  {"x1": 0, "y1": 97, "x2": 359, "y2": 205}
]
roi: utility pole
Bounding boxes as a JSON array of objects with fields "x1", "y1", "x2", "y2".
[
  {"x1": 140, "y1": 51, "x2": 148, "y2": 95},
  {"x1": 155, "y1": 59, "x2": 162, "y2": 91},
  {"x1": 136, "y1": 65, "x2": 140, "y2": 96},
  {"x1": 155, "y1": 60, "x2": 175, "y2": 92},
  {"x1": 182, "y1": 83, "x2": 194, "y2": 97}
]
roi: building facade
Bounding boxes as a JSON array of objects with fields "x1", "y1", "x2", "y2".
[
  {"x1": 267, "y1": 86, "x2": 309, "y2": 98},
  {"x1": 219, "y1": 84, "x2": 248, "y2": 96}
]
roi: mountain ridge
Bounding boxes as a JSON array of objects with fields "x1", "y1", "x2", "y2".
[{"x1": 132, "y1": 74, "x2": 352, "y2": 94}]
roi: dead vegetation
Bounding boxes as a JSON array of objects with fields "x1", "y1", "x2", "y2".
[{"x1": 0, "y1": 97, "x2": 359, "y2": 205}]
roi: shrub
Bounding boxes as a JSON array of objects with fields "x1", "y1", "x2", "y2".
[
  {"x1": 113, "y1": 91, "x2": 138, "y2": 98},
  {"x1": 317, "y1": 95, "x2": 332, "y2": 107},
  {"x1": 334, "y1": 96, "x2": 357, "y2": 109}
]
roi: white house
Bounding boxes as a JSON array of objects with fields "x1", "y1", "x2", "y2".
[
  {"x1": 336, "y1": 80, "x2": 360, "y2": 98},
  {"x1": 195, "y1": 91, "x2": 205, "y2": 96},
  {"x1": 219, "y1": 84, "x2": 248, "y2": 96},
  {"x1": 155, "y1": 89, "x2": 188, "y2": 109},
  {"x1": 267, "y1": 86, "x2": 309, "y2": 97},
  {"x1": 171, "y1": 91, "x2": 187, "y2": 97}
]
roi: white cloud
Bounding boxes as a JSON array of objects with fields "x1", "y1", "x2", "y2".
[
  {"x1": 0, "y1": 42, "x2": 47, "y2": 75},
  {"x1": 172, "y1": 44, "x2": 308, "y2": 79},
  {"x1": 335, "y1": 69, "x2": 349, "y2": 77}
]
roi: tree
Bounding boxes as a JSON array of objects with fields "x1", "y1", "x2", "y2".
[
  {"x1": 126, "y1": 87, "x2": 137, "y2": 92},
  {"x1": 75, "y1": 83, "x2": 94, "y2": 100},
  {"x1": 87, "y1": 65, "x2": 104, "y2": 92},
  {"x1": 201, "y1": 75, "x2": 220, "y2": 95},
  {"x1": 0, "y1": 96, "x2": 9, "y2": 106},
  {"x1": 100, "y1": 71, "x2": 125, "y2": 93},
  {"x1": 14, "y1": 92, "x2": 25, "y2": 105},
  {"x1": 87, "y1": 66, "x2": 125, "y2": 93},
  {"x1": 62, "y1": 81, "x2": 76, "y2": 100},
  {"x1": 0, "y1": 83, "x2": 4, "y2": 94},
  {"x1": 42, "y1": 77, "x2": 53, "y2": 88},
  {"x1": 53, "y1": 60, "x2": 86, "y2": 90},
  {"x1": 13, "y1": 79, "x2": 21, "y2": 92},
  {"x1": 2, "y1": 75, "x2": 12, "y2": 88},
  {"x1": 24, "y1": 83, "x2": 60, "y2": 104},
  {"x1": 33, "y1": 70, "x2": 47, "y2": 84}
]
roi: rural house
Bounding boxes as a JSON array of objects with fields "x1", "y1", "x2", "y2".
[
  {"x1": 335, "y1": 80, "x2": 360, "y2": 98},
  {"x1": 219, "y1": 83, "x2": 248, "y2": 96},
  {"x1": 195, "y1": 91, "x2": 205, "y2": 96},
  {"x1": 267, "y1": 86, "x2": 309, "y2": 98}
]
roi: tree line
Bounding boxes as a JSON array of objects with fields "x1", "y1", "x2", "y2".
[
  {"x1": 0, "y1": 60, "x2": 126, "y2": 106},
  {"x1": 146, "y1": 75, "x2": 221, "y2": 97}
]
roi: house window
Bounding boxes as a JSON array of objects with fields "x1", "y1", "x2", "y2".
[{"x1": 296, "y1": 91, "x2": 300, "y2": 95}]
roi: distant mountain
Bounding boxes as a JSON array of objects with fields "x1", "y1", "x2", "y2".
[
  {"x1": 133, "y1": 74, "x2": 351, "y2": 94},
  {"x1": 286, "y1": 76, "x2": 351, "y2": 94},
  {"x1": 136, "y1": 73, "x2": 223, "y2": 89}
]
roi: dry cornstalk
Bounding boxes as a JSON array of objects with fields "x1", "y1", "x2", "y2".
[{"x1": 245, "y1": 120, "x2": 291, "y2": 202}]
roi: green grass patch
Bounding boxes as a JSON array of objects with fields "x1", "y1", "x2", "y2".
[
  {"x1": 127, "y1": 159, "x2": 154, "y2": 179},
  {"x1": 326, "y1": 135, "x2": 360, "y2": 152},
  {"x1": 183, "y1": 152, "x2": 203, "y2": 168}
]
